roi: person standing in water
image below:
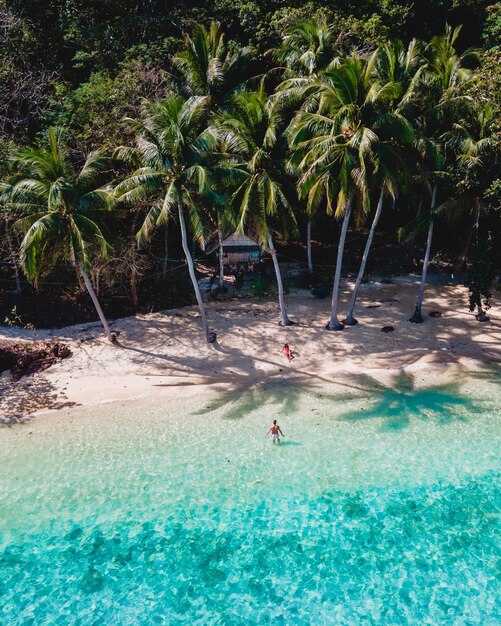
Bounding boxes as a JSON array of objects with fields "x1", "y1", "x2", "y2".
[{"x1": 266, "y1": 420, "x2": 284, "y2": 444}]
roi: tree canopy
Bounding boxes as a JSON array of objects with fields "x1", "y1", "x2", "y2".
[{"x1": 0, "y1": 3, "x2": 499, "y2": 335}]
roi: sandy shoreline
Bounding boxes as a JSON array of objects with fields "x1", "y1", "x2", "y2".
[{"x1": 1, "y1": 277, "x2": 499, "y2": 424}]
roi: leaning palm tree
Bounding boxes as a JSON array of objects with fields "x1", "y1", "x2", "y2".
[
  {"x1": 173, "y1": 21, "x2": 253, "y2": 289},
  {"x1": 342, "y1": 39, "x2": 418, "y2": 325},
  {"x1": 344, "y1": 141, "x2": 411, "y2": 325},
  {"x1": 115, "y1": 96, "x2": 228, "y2": 343},
  {"x1": 0, "y1": 128, "x2": 116, "y2": 342},
  {"x1": 216, "y1": 88, "x2": 297, "y2": 326},
  {"x1": 289, "y1": 54, "x2": 394, "y2": 330},
  {"x1": 408, "y1": 25, "x2": 473, "y2": 322},
  {"x1": 272, "y1": 19, "x2": 343, "y2": 274}
]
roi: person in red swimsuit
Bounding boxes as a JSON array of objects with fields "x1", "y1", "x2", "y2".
[
  {"x1": 266, "y1": 420, "x2": 285, "y2": 444},
  {"x1": 282, "y1": 343, "x2": 293, "y2": 362}
]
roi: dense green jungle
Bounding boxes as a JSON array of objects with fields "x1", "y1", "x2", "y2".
[{"x1": 0, "y1": 1, "x2": 499, "y2": 336}]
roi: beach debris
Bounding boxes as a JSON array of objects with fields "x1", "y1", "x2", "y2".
[
  {"x1": 381, "y1": 326, "x2": 395, "y2": 333},
  {"x1": 366, "y1": 304, "x2": 381, "y2": 309},
  {"x1": 0, "y1": 341, "x2": 71, "y2": 380},
  {"x1": 429, "y1": 311, "x2": 442, "y2": 318}
]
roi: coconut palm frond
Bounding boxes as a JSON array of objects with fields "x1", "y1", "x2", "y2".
[
  {"x1": 73, "y1": 213, "x2": 111, "y2": 258},
  {"x1": 19, "y1": 212, "x2": 62, "y2": 280},
  {"x1": 136, "y1": 205, "x2": 162, "y2": 244},
  {"x1": 77, "y1": 151, "x2": 113, "y2": 188}
]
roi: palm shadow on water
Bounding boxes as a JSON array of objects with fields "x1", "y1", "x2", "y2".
[
  {"x1": 336, "y1": 370, "x2": 493, "y2": 432},
  {"x1": 193, "y1": 381, "x2": 304, "y2": 421},
  {"x1": 193, "y1": 379, "x2": 346, "y2": 421}
]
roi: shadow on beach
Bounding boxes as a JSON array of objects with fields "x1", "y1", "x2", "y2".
[
  {"x1": 0, "y1": 377, "x2": 79, "y2": 426},
  {"x1": 1, "y1": 284, "x2": 499, "y2": 425}
]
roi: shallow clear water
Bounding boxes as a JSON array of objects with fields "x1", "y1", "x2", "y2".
[{"x1": 0, "y1": 370, "x2": 500, "y2": 625}]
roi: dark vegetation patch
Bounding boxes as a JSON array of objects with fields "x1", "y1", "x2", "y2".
[{"x1": 0, "y1": 341, "x2": 71, "y2": 380}]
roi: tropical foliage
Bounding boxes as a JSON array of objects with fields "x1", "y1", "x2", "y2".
[
  {"x1": 0, "y1": 7, "x2": 499, "y2": 340},
  {"x1": 0, "y1": 128, "x2": 116, "y2": 341}
]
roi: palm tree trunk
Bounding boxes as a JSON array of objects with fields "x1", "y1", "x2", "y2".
[
  {"x1": 218, "y1": 227, "x2": 225, "y2": 291},
  {"x1": 162, "y1": 222, "x2": 169, "y2": 278},
  {"x1": 268, "y1": 235, "x2": 292, "y2": 326},
  {"x1": 178, "y1": 202, "x2": 213, "y2": 342},
  {"x1": 410, "y1": 184, "x2": 437, "y2": 323},
  {"x1": 345, "y1": 188, "x2": 385, "y2": 326},
  {"x1": 306, "y1": 219, "x2": 313, "y2": 274},
  {"x1": 410, "y1": 195, "x2": 424, "y2": 262},
  {"x1": 476, "y1": 302, "x2": 489, "y2": 322},
  {"x1": 328, "y1": 195, "x2": 353, "y2": 331},
  {"x1": 454, "y1": 223, "x2": 474, "y2": 276},
  {"x1": 5, "y1": 222, "x2": 21, "y2": 294},
  {"x1": 78, "y1": 262, "x2": 114, "y2": 343},
  {"x1": 455, "y1": 203, "x2": 480, "y2": 275}
]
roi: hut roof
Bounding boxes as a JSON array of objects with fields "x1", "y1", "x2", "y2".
[
  {"x1": 205, "y1": 231, "x2": 261, "y2": 254},
  {"x1": 222, "y1": 233, "x2": 260, "y2": 250}
]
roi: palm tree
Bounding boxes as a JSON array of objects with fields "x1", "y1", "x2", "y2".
[
  {"x1": 373, "y1": 38, "x2": 424, "y2": 115},
  {"x1": 172, "y1": 21, "x2": 252, "y2": 289},
  {"x1": 0, "y1": 128, "x2": 116, "y2": 342},
  {"x1": 289, "y1": 54, "x2": 396, "y2": 330},
  {"x1": 115, "y1": 96, "x2": 227, "y2": 343},
  {"x1": 273, "y1": 19, "x2": 343, "y2": 274},
  {"x1": 409, "y1": 180, "x2": 439, "y2": 323},
  {"x1": 342, "y1": 40, "x2": 419, "y2": 325},
  {"x1": 408, "y1": 25, "x2": 473, "y2": 322},
  {"x1": 172, "y1": 21, "x2": 254, "y2": 109},
  {"x1": 216, "y1": 88, "x2": 297, "y2": 326},
  {"x1": 344, "y1": 142, "x2": 411, "y2": 325},
  {"x1": 442, "y1": 102, "x2": 499, "y2": 319},
  {"x1": 272, "y1": 18, "x2": 338, "y2": 78}
]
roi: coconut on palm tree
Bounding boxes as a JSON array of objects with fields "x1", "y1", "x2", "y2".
[
  {"x1": 216, "y1": 88, "x2": 297, "y2": 326},
  {"x1": 115, "y1": 96, "x2": 231, "y2": 343},
  {"x1": 0, "y1": 128, "x2": 116, "y2": 342}
]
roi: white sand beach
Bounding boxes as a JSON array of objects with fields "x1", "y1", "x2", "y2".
[{"x1": 1, "y1": 277, "x2": 499, "y2": 423}]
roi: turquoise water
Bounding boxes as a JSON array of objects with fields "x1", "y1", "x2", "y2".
[{"x1": 0, "y1": 371, "x2": 500, "y2": 625}]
